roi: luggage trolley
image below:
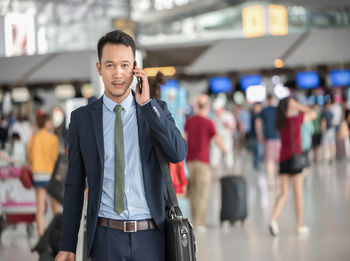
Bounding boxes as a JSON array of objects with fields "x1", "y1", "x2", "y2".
[{"x1": 0, "y1": 166, "x2": 36, "y2": 238}]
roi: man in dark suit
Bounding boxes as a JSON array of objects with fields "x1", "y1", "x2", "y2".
[{"x1": 55, "y1": 30, "x2": 187, "y2": 261}]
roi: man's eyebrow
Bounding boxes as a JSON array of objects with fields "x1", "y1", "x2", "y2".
[{"x1": 103, "y1": 60, "x2": 131, "y2": 64}]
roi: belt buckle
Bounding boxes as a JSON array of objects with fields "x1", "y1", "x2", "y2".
[{"x1": 123, "y1": 221, "x2": 137, "y2": 232}]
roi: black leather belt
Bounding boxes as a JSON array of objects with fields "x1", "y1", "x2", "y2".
[{"x1": 97, "y1": 217, "x2": 157, "y2": 232}]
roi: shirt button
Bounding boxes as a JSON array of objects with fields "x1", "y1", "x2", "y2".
[
  {"x1": 126, "y1": 189, "x2": 129, "y2": 193},
  {"x1": 129, "y1": 207, "x2": 132, "y2": 210}
]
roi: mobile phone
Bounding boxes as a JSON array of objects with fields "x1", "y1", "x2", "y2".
[{"x1": 133, "y1": 61, "x2": 142, "y2": 94}]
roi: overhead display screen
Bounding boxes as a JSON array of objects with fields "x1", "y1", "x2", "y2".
[
  {"x1": 240, "y1": 75, "x2": 262, "y2": 91},
  {"x1": 330, "y1": 70, "x2": 350, "y2": 87},
  {"x1": 161, "y1": 79, "x2": 180, "y2": 89},
  {"x1": 296, "y1": 71, "x2": 320, "y2": 89},
  {"x1": 209, "y1": 76, "x2": 233, "y2": 93}
]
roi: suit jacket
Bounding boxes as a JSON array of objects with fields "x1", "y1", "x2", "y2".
[{"x1": 59, "y1": 93, "x2": 187, "y2": 256}]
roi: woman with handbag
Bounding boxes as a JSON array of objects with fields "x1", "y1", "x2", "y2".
[
  {"x1": 269, "y1": 97, "x2": 316, "y2": 236},
  {"x1": 27, "y1": 112, "x2": 60, "y2": 237}
]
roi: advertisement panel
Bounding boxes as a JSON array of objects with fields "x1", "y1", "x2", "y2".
[{"x1": 4, "y1": 13, "x2": 35, "y2": 57}]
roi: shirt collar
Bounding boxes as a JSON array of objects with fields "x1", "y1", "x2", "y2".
[{"x1": 103, "y1": 90, "x2": 134, "y2": 112}]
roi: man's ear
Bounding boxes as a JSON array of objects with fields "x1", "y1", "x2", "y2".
[{"x1": 96, "y1": 62, "x2": 102, "y2": 76}]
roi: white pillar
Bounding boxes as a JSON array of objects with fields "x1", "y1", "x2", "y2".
[{"x1": 90, "y1": 52, "x2": 104, "y2": 98}]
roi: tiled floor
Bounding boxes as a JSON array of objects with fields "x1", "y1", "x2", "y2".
[{"x1": 1, "y1": 153, "x2": 350, "y2": 261}]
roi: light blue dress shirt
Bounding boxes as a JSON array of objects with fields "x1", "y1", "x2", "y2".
[{"x1": 98, "y1": 90, "x2": 152, "y2": 220}]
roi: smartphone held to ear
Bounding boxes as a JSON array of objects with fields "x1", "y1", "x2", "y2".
[{"x1": 133, "y1": 61, "x2": 142, "y2": 94}]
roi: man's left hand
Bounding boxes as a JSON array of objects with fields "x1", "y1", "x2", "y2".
[{"x1": 133, "y1": 66, "x2": 151, "y2": 106}]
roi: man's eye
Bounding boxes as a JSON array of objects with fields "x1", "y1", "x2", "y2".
[
  {"x1": 106, "y1": 64, "x2": 113, "y2": 68},
  {"x1": 122, "y1": 64, "x2": 129, "y2": 68}
]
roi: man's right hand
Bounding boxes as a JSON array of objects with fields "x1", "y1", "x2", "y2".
[{"x1": 55, "y1": 251, "x2": 75, "y2": 261}]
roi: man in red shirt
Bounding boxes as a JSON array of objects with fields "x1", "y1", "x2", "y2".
[{"x1": 184, "y1": 94, "x2": 227, "y2": 230}]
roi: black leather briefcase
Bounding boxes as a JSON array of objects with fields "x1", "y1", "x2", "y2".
[
  {"x1": 165, "y1": 207, "x2": 197, "y2": 261},
  {"x1": 152, "y1": 135, "x2": 197, "y2": 261}
]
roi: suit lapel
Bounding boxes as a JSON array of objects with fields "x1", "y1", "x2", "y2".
[{"x1": 90, "y1": 97, "x2": 104, "y2": 171}]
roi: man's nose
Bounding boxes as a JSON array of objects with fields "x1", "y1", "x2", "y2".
[{"x1": 112, "y1": 66, "x2": 123, "y2": 78}]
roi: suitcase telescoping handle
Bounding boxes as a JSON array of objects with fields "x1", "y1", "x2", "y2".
[{"x1": 152, "y1": 134, "x2": 183, "y2": 218}]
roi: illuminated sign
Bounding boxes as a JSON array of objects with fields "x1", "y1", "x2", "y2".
[
  {"x1": 209, "y1": 76, "x2": 233, "y2": 94},
  {"x1": 161, "y1": 79, "x2": 180, "y2": 89},
  {"x1": 4, "y1": 13, "x2": 35, "y2": 57},
  {"x1": 144, "y1": 67, "x2": 176, "y2": 77},
  {"x1": 330, "y1": 70, "x2": 350, "y2": 86},
  {"x1": 296, "y1": 72, "x2": 320, "y2": 89},
  {"x1": 269, "y1": 5, "x2": 288, "y2": 36},
  {"x1": 240, "y1": 74, "x2": 262, "y2": 91},
  {"x1": 242, "y1": 5, "x2": 266, "y2": 38}
]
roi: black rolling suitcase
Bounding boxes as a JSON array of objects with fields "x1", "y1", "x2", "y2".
[
  {"x1": 220, "y1": 176, "x2": 247, "y2": 225},
  {"x1": 32, "y1": 213, "x2": 62, "y2": 261}
]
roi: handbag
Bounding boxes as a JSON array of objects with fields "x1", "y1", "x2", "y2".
[
  {"x1": 47, "y1": 154, "x2": 68, "y2": 205},
  {"x1": 152, "y1": 135, "x2": 197, "y2": 261},
  {"x1": 19, "y1": 165, "x2": 33, "y2": 189},
  {"x1": 289, "y1": 118, "x2": 306, "y2": 172},
  {"x1": 290, "y1": 154, "x2": 306, "y2": 172}
]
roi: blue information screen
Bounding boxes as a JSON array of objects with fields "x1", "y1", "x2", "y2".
[
  {"x1": 330, "y1": 70, "x2": 350, "y2": 86},
  {"x1": 296, "y1": 71, "x2": 320, "y2": 89},
  {"x1": 161, "y1": 79, "x2": 180, "y2": 89},
  {"x1": 240, "y1": 75, "x2": 262, "y2": 92},
  {"x1": 209, "y1": 76, "x2": 233, "y2": 93}
]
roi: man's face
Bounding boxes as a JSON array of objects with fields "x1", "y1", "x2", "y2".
[{"x1": 96, "y1": 43, "x2": 134, "y2": 103}]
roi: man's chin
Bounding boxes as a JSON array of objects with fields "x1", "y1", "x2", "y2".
[{"x1": 107, "y1": 88, "x2": 130, "y2": 99}]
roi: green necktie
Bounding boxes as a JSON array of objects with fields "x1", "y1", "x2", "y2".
[{"x1": 114, "y1": 105, "x2": 125, "y2": 215}]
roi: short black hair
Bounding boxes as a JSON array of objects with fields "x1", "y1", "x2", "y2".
[
  {"x1": 97, "y1": 30, "x2": 136, "y2": 62},
  {"x1": 11, "y1": 132, "x2": 20, "y2": 141}
]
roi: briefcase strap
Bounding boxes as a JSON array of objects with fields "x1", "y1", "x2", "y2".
[{"x1": 151, "y1": 134, "x2": 183, "y2": 217}]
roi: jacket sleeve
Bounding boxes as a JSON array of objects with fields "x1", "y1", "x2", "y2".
[
  {"x1": 59, "y1": 111, "x2": 86, "y2": 253},
  {"x1": 140, "y1": 99, "x2": 187, "y2": 163}
]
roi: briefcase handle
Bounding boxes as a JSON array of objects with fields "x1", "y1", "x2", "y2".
[{"x1": 152, "y1": 134, "x2": 183, "y2": 218}]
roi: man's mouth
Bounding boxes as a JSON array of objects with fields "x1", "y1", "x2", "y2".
[{"x1": 112, "y1": 82, "x2": 124, "y2": 88}]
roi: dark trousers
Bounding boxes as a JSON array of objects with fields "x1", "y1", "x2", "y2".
[
  {"x1": 91, "y1": 224, "x2": 165, "y2": 261},
  {"x1": 252, "y1": 137, "x2": 263, "y2": 171}
]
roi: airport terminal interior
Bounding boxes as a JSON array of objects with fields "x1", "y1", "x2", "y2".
[{"x1": 0, "y1": 0, "x2": 350, "y2": 260}]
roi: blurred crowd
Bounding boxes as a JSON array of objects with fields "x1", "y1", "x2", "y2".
[
  {"x1": 182, "y1": 90, "x2": 350, "y2": 232},
  {"x1": 1, "y1": 84, "x2": 350, "y2": 238}
]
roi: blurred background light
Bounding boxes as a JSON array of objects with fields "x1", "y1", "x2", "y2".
[
  {"x1": 209, "y1": 76, "x2": 233, "y2": 94},
  {"x1": 296, "y1": 71, "x2": 320, "y2": 89},
  {"x1": 11, "y1": 87, "x2": 30, "y2": 102},
  {"x1": 246, "y1": 84, "x2": 266, "y2": 103},
  {"x1": 240, "y1": 74, "x2": 262, "y2": 92},
  {"x1": 274, "y1": 83, "x2": 290, "y2": 99},
  {"x1": 274, "y1": 58, "x2": 284, "y2": 68},
  {"x1": 144, "y1": 67, "x2": 176, "y2": 77},
  {"x1": 55, "y1": 84, "x2": 76, "y2": 100}
]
